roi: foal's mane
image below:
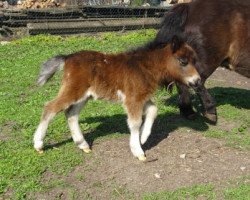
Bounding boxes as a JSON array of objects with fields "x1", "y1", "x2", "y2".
[{"x1": 127, "y1": 39, "x2": 170, "y2": 55}]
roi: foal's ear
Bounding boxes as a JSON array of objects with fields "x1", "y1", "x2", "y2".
[{"x1": 171, "y1": 35, "x2": 183, "y2": 53}]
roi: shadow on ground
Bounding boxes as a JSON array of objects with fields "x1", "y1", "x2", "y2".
[
  {"x1": 44, "y1": 87, "x2": 249, "y2": 151},
  {"x1": 165, "y1": 87, "x2": 250, "y2": 111}
]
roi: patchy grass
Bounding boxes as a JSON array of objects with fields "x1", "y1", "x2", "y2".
[
  {"x1": 144, "y1": 178, "x2": 250, "y2": 200},
  {"x1": 224, "y1": 183, "x2": 250, "y2": 200},
  {"x1": 0, "y1": 31, "x2": 249, "y2": 199},
  {"x1": 143, "y1": 184, "x2": 216, "y2": 200},
  {"x1": 0, "y1": 30, "x2": 156, "y2": 199}
]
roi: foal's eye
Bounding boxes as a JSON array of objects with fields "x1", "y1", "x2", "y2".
[{"x1": 177, "y1": 57, "x2": 188, "y2": 66}]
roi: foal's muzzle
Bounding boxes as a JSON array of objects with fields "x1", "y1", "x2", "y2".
[{"x1": 186, "y1": 75, "x2": 201, "y2": 88}]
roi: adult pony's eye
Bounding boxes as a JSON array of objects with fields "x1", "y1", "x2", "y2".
[{"x1": 177, "y1": 57, "x2": 188, "y2": 66}]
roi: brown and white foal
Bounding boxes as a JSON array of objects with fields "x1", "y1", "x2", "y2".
[{"x1": 33, "y1": 36, "x2": 200, "y2": 161}]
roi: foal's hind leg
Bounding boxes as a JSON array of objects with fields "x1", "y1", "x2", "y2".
[
  {"x1": 140, "y1": 100, "x2": 158, "y2": 145},
  {"x1": 33, "y1": 98, "x2": 72, "y2": 153},
  {"x1": 125, "y1": 101, "x2": 145, "y2": 161},
  {"x1": 65, "y1": 98, "x2": 91, "y2": 153},
  {"x1": 34, "y1": 82, "x2": 89, "y2": 152}
]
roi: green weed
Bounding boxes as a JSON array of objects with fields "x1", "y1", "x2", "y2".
[{"x1": 0, "y1": 30, "x2": 249, "y2": 199}]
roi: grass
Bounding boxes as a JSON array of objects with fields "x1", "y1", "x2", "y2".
[
  {"x1": 144, "y1": 179, "x2": 250, "y2": 200},
  {"x1": 0, "y1": 30, "x2": 249, "y2": 199},
  {"x1": 143, "y1": 184, "x2": 216, "y2": 200},
  {"x1": 224, "y1": 183, "x2": 250, "y2": 200}
]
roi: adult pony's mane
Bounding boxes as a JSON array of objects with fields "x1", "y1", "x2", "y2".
[
  {"x1": 155, "y1": 2, "x2": 208, "y2": 65},
  {"x1": 156, "y1": 3, "x2": 189, "y2": 45}
]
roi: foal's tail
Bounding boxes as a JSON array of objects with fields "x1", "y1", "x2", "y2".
[
  {"x1": 37, "y1": 55, "x2": 66, "y2": 86},
  {"x1": 155, "y1": 3, "x2": 189, "y2": 44}
]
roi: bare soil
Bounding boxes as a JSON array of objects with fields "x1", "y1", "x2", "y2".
[{"x1": 33, "y1": 68, "x2": 250, "y2": 199}]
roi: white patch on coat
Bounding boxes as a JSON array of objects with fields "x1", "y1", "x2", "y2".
[
  {"x1": 117, "y1": 90, "x2": 126, "y2": 102},
  {"x1": 86, "y1": 89, "x2": 99, "y2": 100}
]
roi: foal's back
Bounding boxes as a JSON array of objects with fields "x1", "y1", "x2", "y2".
[{"x1": 63, "y1": 49, "x2": 159, "y2": 101}]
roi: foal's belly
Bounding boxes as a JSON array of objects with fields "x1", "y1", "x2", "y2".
[{"x1": 86, "y1": 88, "x2": 125, "y2": 103}]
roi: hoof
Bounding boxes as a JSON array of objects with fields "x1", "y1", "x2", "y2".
[
  {"x1": 185, "y1": 113, "x2": 196, "y2": 120},
  {"x1": 83, "y1": 148, "x2": 92, "y2": 154},
  {"x1": 180, "y1": 106, "x2": 196, "y2": 120},
  {"x1": 204, "y1": 112, "x2": 217, "y2": 124},
  {"x1": 36, "y1": 149, "x2": 44, "y2": 154},
  {"x1": 138, "y1": 155, "x2": 146, "y2": 161}
]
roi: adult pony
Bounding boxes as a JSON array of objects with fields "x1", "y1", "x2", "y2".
[
  {"x1": 155, "y1": 0, "x2": 250, "y2": 123},
  {"x1": 33, "y1": 36, "x2": 200, "y2": 161}
]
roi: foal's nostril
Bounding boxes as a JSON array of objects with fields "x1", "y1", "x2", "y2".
[
  {"x1": 188, "y1": 77, "x2": 201, "y2": 88},
  {"x1": 197, "y1": 78, "x2": 201, "y2": 86},
  {"x1": 194, "y1": 78, "x2": 201, "y2": 87}
]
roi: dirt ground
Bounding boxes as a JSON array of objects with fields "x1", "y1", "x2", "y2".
[{"x1": 32, "y1": 68, "x2": 250, "y2": 199}]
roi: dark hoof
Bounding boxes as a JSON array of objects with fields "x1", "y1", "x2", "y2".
[
  {"x1": 203, "y1": 112, "x2": 217, "y2": 124},
  {"x1": 185, "y1": 112, "x2": 197, "y2": 120},
  {"x1": 180, "y1": 105, "x2": 196, "y2": 120},
  {"x1": 180, "y1": 111, "x2": 197, "y2": 120}
]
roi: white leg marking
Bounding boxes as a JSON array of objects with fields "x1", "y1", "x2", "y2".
[
  {"x1": 67, "y1": 115, "x2": 90, "y2": 150},
  {"x1": 141, "y1": 101, "x2": 158, "y2": 145},
  {"x1": 33, "y1": 113, "x2": 55, "y2": 151},
  {"x1": 66, "y1": 98, "x2": 90, "y2": 152},
  {"x1": 127, "y1": 118, "x2": 145, "y2": 159}
]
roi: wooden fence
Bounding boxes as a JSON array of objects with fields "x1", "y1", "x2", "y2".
[{"x1": 0, "y1": 6, "x2": 170, "y2": 35}]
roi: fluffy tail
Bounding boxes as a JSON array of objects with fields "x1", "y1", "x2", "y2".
[
  {"x1": 37, "y1": 55, "x2": 66, "y2": 86},
  {"x1": 155, "y1": 3, "x2": 189, "y2": 44}
]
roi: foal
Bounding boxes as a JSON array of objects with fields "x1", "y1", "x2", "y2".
[{"x1": 33, "y1": 36, "x2": 200, "y2": 161}]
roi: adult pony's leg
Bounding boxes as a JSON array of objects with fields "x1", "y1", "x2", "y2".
[
  {"x1": 65, "y1": 98, "x2": 91, "y2": 153},
  {"x1": 195, "y1": 80, "x2": 217, "y2": 123},
  {"x1": 140, "y1": 100, "x2": 158, "y2": 145},
  {"x1": 125, "y1": 101, "x2": 145, "y2": 161},
  {"x1": 177, "y1": 81, "x2": 217, "y2": 123},
  {"x1": 176, "y1": 83, "x2": 196, "y2": 120},
  {"x1": 235, "y1": 48, "x2": 250, "y2": 78}
]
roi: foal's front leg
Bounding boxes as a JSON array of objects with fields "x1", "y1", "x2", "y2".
[
  {"x1": 140, "y1": 100, "x2": 158, "y2": 145},
  {"x1": 125, "y1": 102, "x2": 146, "y2": 161}
]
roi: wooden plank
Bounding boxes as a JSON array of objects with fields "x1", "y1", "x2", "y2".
[
  {"x1": 1, "y1": 6, "x2": 170, "y2": 32},
  {"x1": 27, "y1": 18, "x2": 161, "y2": 35}
]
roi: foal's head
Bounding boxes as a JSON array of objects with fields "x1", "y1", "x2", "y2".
[{"x1": 164, "y1": 36, "x2": 201, "y2": 87}]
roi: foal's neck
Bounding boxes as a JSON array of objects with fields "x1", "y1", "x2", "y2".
[{"x1": 138, "y1": 45, "x2": 172, "y2": 81}]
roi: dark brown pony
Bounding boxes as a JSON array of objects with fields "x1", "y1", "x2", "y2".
[
  {"x1": 33, "y1": 36, "x2": 200, "y2": 161},
  {"x1": 155, "y1": 0, "x2": 250, "y2": 123}
]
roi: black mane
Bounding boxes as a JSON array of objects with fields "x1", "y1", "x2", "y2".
[
  {"x1": 127, "y1": 4, "x2": 189, "y2": 55},
  {"x1": 127, "y1": 39, "x2": 170, "y2": 55},
  {"x1": 155, "y1": 3, "x2": 189, "y2": 45}
]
